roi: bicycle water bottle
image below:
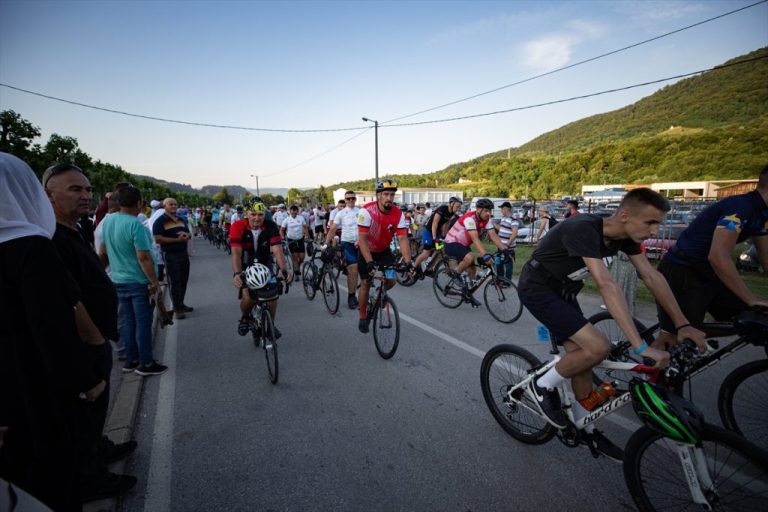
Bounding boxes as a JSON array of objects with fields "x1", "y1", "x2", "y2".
[{"x1": 578, "y1": 382, "x2": 617, "y2": 411}]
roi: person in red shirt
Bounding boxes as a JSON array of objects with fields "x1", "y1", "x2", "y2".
[{"x1": 356, "y1": 179, "x2": 413, "y2": 333}]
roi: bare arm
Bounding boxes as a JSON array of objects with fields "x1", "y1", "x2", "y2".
[
  {"x1": 271, "y1": 244, "x2": 292, "y2": 282},
  {"x1": 324, "y1": 222, "x2": 338, "y2": 244},
  {"x1": 98, "y1": 242, "x2": 108, "y2": 267},
  {"x1": 231, "y1": 246, "x2": 244, "y2": 288},
  {"x1": 710, "y1": 229, "x2": 765, "y2": 306},
  {"x1": 397, "y1": 234, "x2": 412, "y2": 263},
  {"x1": 486, "y1": 228, "x2": 506, "y2": 251},
  {"x1": 136, "y1": 250, "x2": 159, "y2": 288},
  {"x1": 358, "y1": 231, "x2": 373, "y2": 264}
]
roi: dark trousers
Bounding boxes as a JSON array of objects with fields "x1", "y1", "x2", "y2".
[
  {"x1": 164, "y1": 251, "x2": 190, "y2": 309},
  {"x1": 77, "y1": 343, "x2": 113, "y2": 485}
]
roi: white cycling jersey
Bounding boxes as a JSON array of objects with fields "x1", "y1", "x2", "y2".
[
  {"x1": 334, "y1": 206, "x2": 361, "y2": 243},
  {"x1": 281, "y1": 214, "x2": 306, "y2": 240}
]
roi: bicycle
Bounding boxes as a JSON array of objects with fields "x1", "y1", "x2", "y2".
[
  {"x1": 480, "y1": 340, "x2": 768, "y2": 511},
  {"x1": 588, "y1": 309, "x2": 768, "y2": 450},
  {"x1": 364, "y1": 264, "x2": 402, "y2": 359},
  {"x1": 397, "y1": 240, "x2": 445, "y2": 287},
  {"x1": 432, "y1": 250, "x2": 523, "y2": 324},
  {"x1": 280, "y1": 239, "x2": 294, "y2": 276},
  {"x1": 245, "y1": 277, "x2": 288, "y2": 385},
  {"x1": 300, "y1": 244, "x2": 340, "y2": 315}
]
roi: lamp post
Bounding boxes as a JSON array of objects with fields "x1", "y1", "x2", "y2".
[
  {"x1": 249, "y1": 174, "x2": 260, "y2": 197},
  {"x1": 362, "y1": 117, "x2": 379, "y2": 180}
]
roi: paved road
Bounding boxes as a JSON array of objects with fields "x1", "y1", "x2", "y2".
[{"x1": 119, "y1": 241, "x2": 762, "y2": 512}]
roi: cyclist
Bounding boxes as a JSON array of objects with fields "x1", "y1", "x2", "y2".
[
  {"x1": 230, "y1": 204, "x2": 243, "y2": 223},
  {"x1": 324, "y1": 190, "x2": 361, "y2": 309},
  {"x1": 312, "y1": 203, "x2": 326, "y2": 243},
  {"x1": 412, "y1": 196, "x2": 462, "y2": 278},
  {"x1": 442, "y1": 198, "x2": 507, "y2": 306},
  {"x1": 210, "y1": 204, "x2": 221, "y2": 235},
  {"x1": 273, "y1": 204, "x2": 288, "y2": 228},
  {"x1": 218, "y1": 203, "x2": 234, "y2": 244},
  {"x1": 280, "y1": 205, "x2": 309, "y2": 279},
  {"x1": 518, "y1": 188, "x2": 705, "y2": 461},
  {"x1": 357, "y1": 179, "x2": 413, "y2": 333},
  {"x1": 230, "y1": 199, "x2": 292, "y2": 338},
  {"x1": 655, "y1": 165, "x2": 768, "y2": 348}
]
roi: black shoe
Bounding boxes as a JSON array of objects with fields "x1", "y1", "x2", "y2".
[
  {"x1": 528, "y1": 378, "x2": 567, "y2": 428},
  {"x1": 358, "y1": 318, "x2": 370, "y2": 334},
  {"x1": 238, "y1": 316, "x2": 252, "y2": 336},
  {"x1": 122, "y1": 361, "x2": 139, "y2": 373},
  {"x1": 582, "y1": 429, "x2": 624, "y2": 462},
  {"x1": 134, "y1": 361, "x2": 168, "y2": 376},
  {"x1": 174, "y1": 308, "x2": 186, "y2": 319},
  {"x1": 181, "y1": 304, "x2": 194, "y2": 312},
  {"x1": 464, "y1": 293, "x2": 481, "y2": 308},
  {"x1": 81, "y1": 472, "x2": 137, "y2": 503},
  {"x1": 101, "y1": 438, "x2": 138, "y2": 465},
  {"x1": 273, "y1": 327, "x2": 282, "y2": 340},
  {"x1": 348, "y1": 295, "x2": 359, "y2": 309}
]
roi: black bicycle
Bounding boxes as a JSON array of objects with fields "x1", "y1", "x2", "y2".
[
  {"x1": 301, "y1": 245, "x2": 340, "y2": 315},
  {"x1": 246, "y1": 278, "x2": 288, "y2": 385},
  {"x1": 365, "y1": 264, "x2": 402, "y2": 359}
]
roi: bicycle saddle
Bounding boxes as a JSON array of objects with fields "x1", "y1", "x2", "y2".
[{"x1": 734, "y1": 310, "x2": 768, "y2": 343}]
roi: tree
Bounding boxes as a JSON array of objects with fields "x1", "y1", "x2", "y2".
[
  {"x1": 0, "y1": 110, "x2": 40, "y2": 159},
  {"x1": 212, "y1": 187, "x2": 235, "y2": 204}
]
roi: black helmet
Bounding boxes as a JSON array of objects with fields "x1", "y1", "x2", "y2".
[
  {"x1": 475, "y1": 198, "x2": 494, "y2": 210},
  {"x1": 630, "y1": 381, "x2": 704, "y2": 444},
  {"x1": 375, "y1": 179, "x2": 398, "y2": 192},
  {"x1": 449, "y1": 196, "x2": 462, "y2": 204}
]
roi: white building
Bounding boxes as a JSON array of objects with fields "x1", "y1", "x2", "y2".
[{"x1": 332, "y1": 187, "x2": 462, "y2": 207}]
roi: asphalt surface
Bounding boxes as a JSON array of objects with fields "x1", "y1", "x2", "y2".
[{"x1": 105, "y1": 240, "x2": 762, "y2": 512}]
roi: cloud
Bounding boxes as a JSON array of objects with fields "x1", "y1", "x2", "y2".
[
  {"x1": 521, "y1": 35, "x2": 575, "y2": 72},
  {"x1": 613, "y1": 0, "x2": 709, "y2": 22}
]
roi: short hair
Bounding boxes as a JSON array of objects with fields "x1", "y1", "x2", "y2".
[
  {"x1": 758, "y1": 164, "x2": 768, "y2": 188},
  {"x1": 117, "y1": 185, "x2": 142, "y2": 207},
  {"x1": 290, "y1": 204, "x2": 298, "y2": 211},
  {"x1": 617, "y1": 188, "x2": 670, "y2": 214},
  {"x1": 567, "y1": 200, "x2": 579, "y2": 209},
  {"x1": 337, "y1": 199, "x2": 346, "y2": 205},
  {"x1": 345, "y1": 190, "x2": 355, "y2": 196},
  {"x1": 425, "y1": 202, "x2": 431, "y2": 207}
]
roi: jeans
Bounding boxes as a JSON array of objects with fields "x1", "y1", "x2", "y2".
[
  {"x1": 116, "y1": 282, "x2": 155, "y2": 366},
  {"x1": 164, "y1": 251, "x2": 190, "y2": 310},
  {"x1": 496, "y1": 259, "x2": 514, "y2": 281}
]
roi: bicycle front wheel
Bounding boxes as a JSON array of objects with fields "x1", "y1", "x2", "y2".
[
  {"x1": 372, "y1": 295, "x2": 400, "y2": 359},
  {"x1": 432, "y1": 266, "x2": 463, "y2": 308},
  {"x1": 260, "y1": 309, "x2": 278, "y2": 384},
  {"x1": 623, "y1": 423, "x2": 768, "y2": 512},
  {"x1": 301, "y1": 261, "x2": 317, "y2": 301},
  {"x1": 321, "y1": 270, "x2": 339, "y2": 315},
  {"x1": 483, "y1": 277, "x2": 523, "y2": 323},
  {"x1": 718, "y1": 359, "x2": 768, "y2": 451},
  {"x1": 480, "y1": 344, "x2": 556, "y2": 445}
]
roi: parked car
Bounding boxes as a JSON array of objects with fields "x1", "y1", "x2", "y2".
[
  {"x1": 737, "y1": 242, "x2": 763, "y2": 272},
  {"x1": 643, "y1": 223, "x2": 687, "y2": 259}
]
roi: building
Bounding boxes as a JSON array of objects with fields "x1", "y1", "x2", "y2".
[
  {"x1": 332, "y1": 187, "x2": 462, "y2": 207},
  {"x1": 582, "y1": 179, "x2": 757, "y2": 201}
]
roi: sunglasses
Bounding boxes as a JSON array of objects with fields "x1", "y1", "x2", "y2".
[
  {"x1": 345, "y1": 197, "x2": 356, "y2": 200},
  {"x1": 43, "y1": 163, "x2": 84, "y2": 188}
]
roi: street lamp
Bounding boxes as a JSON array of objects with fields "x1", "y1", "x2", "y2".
[
  {"x1": 249, "y1": 174, "x2": 260, "y2": 197},
  {"x1": 362, "y1": 117, "x2": 379, "y2": 180}
]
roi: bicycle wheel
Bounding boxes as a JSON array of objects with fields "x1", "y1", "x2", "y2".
[
  {"x1": 588, "y1": 311, "x2": 653, "y2": 392},
  {"x1": 718, "y1": 359, "x2": 768, "y2": 452},
  {"x1": 395, "y1": 254, "x2": 416, "y2": 287},
  {"x1": 432, "y1": 265, "x2": 463, "y2": 308},
  {"x1": 372, "y1": 295, "x2": 400, "y2": 359},
  {"x1": 483, "y1": 277, "x2": 523, "y2": 324},
  {"x1": 301, "y1": 261, "x2": 317, "y2": 300},
  {"x1": 321, "y1": 269, "x2": 339, "y2": 315},
  {"x1": 260, "y1": 309, "x2": 278, "y2": 384},
  {"x1": 623, "y1": 422, "x2": 768, "y2": 512},
  {"x1": 283, "y1": 247, "x2": 293, "y2": 275},
  {"x1": 480, "y1": 344, "x2": 556, "y2": 445}
]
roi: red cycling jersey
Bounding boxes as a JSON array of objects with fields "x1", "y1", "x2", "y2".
[
  {"x1": 357, "y1": 201, "x2": 407, "y2": 253},
  {"x1": 444, "y1": 210, "x2": 492, "y2": 247}
]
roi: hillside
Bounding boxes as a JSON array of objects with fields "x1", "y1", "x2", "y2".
[{"x1": 131, "y1": 174, "x2": 251, "y2": 199}]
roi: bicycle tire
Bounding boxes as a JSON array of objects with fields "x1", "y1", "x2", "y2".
[
  {"x1": 588, "y1": 311, "x2": 653, "y2": 392},
  {"x1": 301, "y1": 261, "x2": 317, "y2": 301},
  {"x1": 260, "y1": 309, "x2": 278, "y2": 384},
  {"x1": 282, "y1": 247, "x2": 293, "y2": 276},
  {"x1": 480, "y1": 344, "x2": 556, "y2": 445},
  {"x1": 372, "y1": 296, "x2": 400, "y2": 359},
  {"x1": 623, "y1": 422, "x2": 768, "y2": 512},
  {"x1": 483, "y1": 277, "x2": 523, "y2": 324},
  {"x1": 432, "y1": 266, "x2": 463, "y2": 308},
  {"x1": 321, "y1": 269, "x2": 339, "y2": 315},
  {"x1": 718, "y1": 359, "x2": 768, "y2": 452}
]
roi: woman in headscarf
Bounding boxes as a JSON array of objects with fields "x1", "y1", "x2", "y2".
[{"x1": 0, "y1": 152, "x2": 82, "y2": 510}]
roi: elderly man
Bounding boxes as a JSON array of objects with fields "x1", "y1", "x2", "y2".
[
  {"x1": 153, "y1": 197, "x2": 193, "y2": 319},
  {"x1": 43, "y1": 163, "x2": 137, "y2": 502}
]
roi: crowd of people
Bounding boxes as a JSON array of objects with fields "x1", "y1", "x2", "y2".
[{"x1": 2, "y1": 148, "x2": 765, "y2": 509}]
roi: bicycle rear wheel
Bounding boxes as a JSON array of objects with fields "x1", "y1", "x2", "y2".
[
  {"x1": 301, "y1": 261, "x2": 317, "y2": 300},
  {"x1": 321, "y1": 269, "x2": 339, "y2": 315},
  {"x1": 260, "y1": 309, "x2": 278, "y2": 384},
  {"x1": 432, "y1": 266, "x2": 463, "y2": 308},
  {"x1": 372, "y1": 295, "x2": 400, "y2": 359},
  {"x1": 588, "y1": 311, "x2": 653, "y2": 392},
  {"x1": 480, "y1": 344, "x2": 556, "y2": 444},
  {"x1": 623, "y1": 423, "x2": 768, "y2": 512},
  {"x1": 483, "y1": 277, "x2": 523, "y2": 323},
  {"x1": 718, "y1": 359, "x2": 768, "y2": 452}
]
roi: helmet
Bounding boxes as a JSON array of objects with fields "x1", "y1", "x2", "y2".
[
  {"x1": 630, "y1": 381, "x2": 704, "y2": 444},
  {"x1": 449, "y1": 196, "x2": 462, "y2": 204},
  {"x1": 475, "y1": 198, "x2": 494, "y2": 210},
  {"x1": 375, "y1": 179, "x2": 398, "y2": 192},
  {"x1": 236, "y1": 205, "x2": 243, "y2": 212},
  {"x1": 243, "y1": 263, "x2": 272, "y2": 290},
  {"x1": 245, "y1": 198, "x2": 267, "y2": 213}
]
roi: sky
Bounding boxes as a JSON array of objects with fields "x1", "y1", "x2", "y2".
[{"x1": 1, "y1": 0, "x2": 767, "y2": 191}]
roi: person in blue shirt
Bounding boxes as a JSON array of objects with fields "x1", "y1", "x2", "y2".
[{"x1": 655, "y1": 165, "x2": 768, "y2": 348}]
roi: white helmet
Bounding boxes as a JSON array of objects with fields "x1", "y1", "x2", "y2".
[{"x1": 243, "y1": 263, "x2": 271, "y2": 290}]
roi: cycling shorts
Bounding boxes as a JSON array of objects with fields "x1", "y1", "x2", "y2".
[
  {"x1": 287, "y1": 239, "x2": 305, "y2": 254},
  {"x1": 422, "y1": 229, "x2": 435, "y2": 250},
  {"x1": 314, "y1": 225, "x2": 324, "y2": 234},
  {"x1": 357, "y1": 249, "x2": 395, "y2": 280},
  {"x1": 341, "y1": 241, "x2": 358, "y2": 265},
  {"x1": 444, "y1": 242, "x2": 471, "y2": 261}
]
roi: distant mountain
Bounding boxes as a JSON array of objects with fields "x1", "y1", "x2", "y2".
[
  {"x1": 248, "y1": 187, "x2": 289, "y2": 197},
  {"x1": 130, "y1": 174, "x2": 252, "y2": 199}
]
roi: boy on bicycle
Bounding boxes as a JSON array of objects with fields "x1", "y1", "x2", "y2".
[{"x1": 518, "y1": 188, "x2": 705, "y2": 461}]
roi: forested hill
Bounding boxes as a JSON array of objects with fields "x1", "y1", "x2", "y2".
[{"x1": 326, "y1": 47, "x2": 768, "y2": 199}]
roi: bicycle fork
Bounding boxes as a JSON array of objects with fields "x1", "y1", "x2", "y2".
[{"x1": 676, "y1": 444, "x2": 717, "y2": 510}]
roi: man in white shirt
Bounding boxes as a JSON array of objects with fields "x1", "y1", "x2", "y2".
[
  {"x1": 280, "y1": 205, "x2": 309, "y2": 278},
  {"x1": 325, "y1": 191, "x2": 361, "y2": 309},
  {"x1": 327, "y1": 199, "x2": 346, "y2": 244},
  {"x1": 273, "y1": 204, "x2": 289, "y2": 227}
]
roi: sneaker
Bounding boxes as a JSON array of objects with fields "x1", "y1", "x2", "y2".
[
  {"x1": 358, "y1": 318, "x2": 371, "y2": 334},
  {"x1": 238, "y1": 316, "x2": 252, "y2": 336},
  {"x1": 101, "y1": 438, "x2": 138, "y2": 465},
  {"x1": 174, "y1": 309, "x2": 186, "y2": 319},
  {"x1": 80, "y1": 472, "x2": 137, "y2": 503},
  {"x1": 122, "y1": 361, "x2": 139, "y2": 373},
  {"x1": 348, "y1": 295, "x2": 359, "y2": 309},
  {"x1": 134, "y1": 361, "x2": 168, "y2": 376},
  {"x1": 181, "y1": 304, "x2": 194, "y2": 312},
  {"x1": 273, "y1": 327, "x2": 282, "y2": 340},
  {"x1": 582, "y1": 429, "x2": 624, "y2": 462},
  {"x1": 528, "y1": 379, "x2": 567, "y2": 428}
]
